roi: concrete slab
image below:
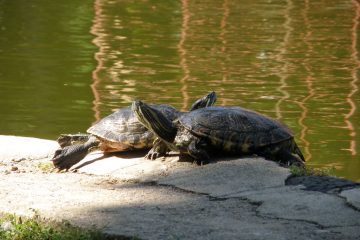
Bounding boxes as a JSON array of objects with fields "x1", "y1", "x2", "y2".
[
  {"x1": 233, "y1": 186, "x2": 360, "y2": 228},
  {"x1": 286, "y1": 175, "x2": 360, "y2": 193},
  {"x1": 72, "y1": 151, "x2": 169, "y2": 182},
  {"x1": 1, "y1": 135, "x2": 360, "y2": 240},
  {"x1": 0, "y1": 135, "x2": 58, "y2": 162},
  {"x1": 0, "y1": 172, "x2": 349, "y2": 240},
  {"x1": 159, "y1": 157, "x2": 291, "y2": 197},
  {"x1": 340, "y1": 188, "x2": 360, "y2": 210}
]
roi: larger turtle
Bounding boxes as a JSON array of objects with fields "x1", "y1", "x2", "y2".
[
  {"x1": 52, "y1": 92, "x2": 216, "y2": 170},
  {"x1": 132, "y1": 101, "x2": 305, "y2": 167}
]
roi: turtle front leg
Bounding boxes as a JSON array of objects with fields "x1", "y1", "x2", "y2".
[
  {"x1": 187, "y1": 140, "x2": 210, "y2": 165},
  {"x1": 277, "y1": 149, "x2": 305, "y2": 168},
  {"x1": 260, "y1": 144, "x2": 305, "y2": 168},
  {"x1": 145, "y1": 138, "x2": 169, "y2": 160}
]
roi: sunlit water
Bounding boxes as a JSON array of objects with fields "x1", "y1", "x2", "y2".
[{"x1": 0, "y1": 0, "x2": 359, "y2": 182}]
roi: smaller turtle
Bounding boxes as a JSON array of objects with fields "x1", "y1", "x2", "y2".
[
  {"x1": 52, "y1": 92, "x2": 216, "y2": 170},
  {"x1": 132, "y1": 101, "x2": 305, "y2": 167}
]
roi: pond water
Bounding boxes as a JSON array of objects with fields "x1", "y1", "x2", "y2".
[{"x1": 0, "y1": 0, "x2": 359, "y2": 182}]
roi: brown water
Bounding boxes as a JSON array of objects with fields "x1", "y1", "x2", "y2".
[{"x1": 0, "y1": 0, "x2": 359, "y2": 182}]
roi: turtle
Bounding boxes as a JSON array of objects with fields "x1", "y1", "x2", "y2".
[
  {"x1": 132, "y1": 101, "x2": 305, "y2": 167},
  {"x1": 51, "y1": 91, "x2": 217, "y2": 170}
]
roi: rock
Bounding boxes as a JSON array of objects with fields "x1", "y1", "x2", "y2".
[
  {"x1": 10, "y1": 166, "x2": 18, "y2": 171},
  {"x1": 286, "y1": 175, "x2": 360, "y2": 193},
  {"x1": 0, "y1": 135, "x2": 58, "y2": 162},
  {"x1": 0, "y1": 221, "x2": 14, "y2": 231},
  {"x1": 12, "y1": 157, "x2": 26, "y2": 163},
  {"x1": 159, "y1": 157, "x2": 291, "y2": 197},
  {"x1": 0, "y1": 135, "x2": 359, "y2": 240},
  {"x1": 340, "y1": 188, "x2": 360, "y2": 210}
]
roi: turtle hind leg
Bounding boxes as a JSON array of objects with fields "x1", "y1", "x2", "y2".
[
  {"x1": 52, "y1": 136, "x2": 99, "y2": 171},
  {"x1": 57, "y1": 133, "x2": 91, "y2": 148},
  {"x1": 188, "y1": 140, "x2": 210, "y2": 165}
]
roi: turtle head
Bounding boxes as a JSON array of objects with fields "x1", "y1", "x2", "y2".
[
  {"x1": 132, "y1": 100, "x2": 177, "y2": 143},
  {"x1": 190, "y1": 91, "x2": 217, "y2": 111}
]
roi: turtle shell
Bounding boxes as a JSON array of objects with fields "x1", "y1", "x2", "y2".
[
  {"x1": 178, "y1": 106, "x2": 293, "y2": 152},
  {"x1": 87, "y1": 104, "x2": 180, "y2": 149}
]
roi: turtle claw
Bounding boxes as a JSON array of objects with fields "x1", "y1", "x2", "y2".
[
  {"x1": 277, "y1": 157, "x2": 305, "y2": 169},
  {"x1": 145, "y1": 149, "x2": 163, "y2": 160},
  {"x1": 145, "y1": 152, "x2": 158, "y2": 160},
  {"x1": 52, "y1": 147, "x2": 73, "y2": 171},
  {"x1": 144, "y1": 142, "x2": 168, "y2": 160},
  {"x1": 289, "y1": 160, "x2": 305, "y2": 168},
  {"x1": 195, "y1": 159, "x2": 210, "y2": 166}
]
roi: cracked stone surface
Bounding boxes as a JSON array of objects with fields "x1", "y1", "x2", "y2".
[
  {"x1": 340, "y1": 188, "x2": 360, "y2": 210},
  {"x1": 158, "y1": 157, "x2": 291, "y2": 197},
  {"x1": 1, "y1": 135, "x2": 360, "y2": 240},
  {"x1": 286, "y1": 175, "x2": 360, "y2": 193},
  {"x1": 234, "y1": 187, "x2": 360, "y2": 227}
]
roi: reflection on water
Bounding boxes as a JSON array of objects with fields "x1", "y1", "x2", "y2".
[
  {"x1": 348, "y1": 0, "x2": 360, "y2": 156},
  {"x1": 84, "y1": 0, "x2": 360, "y2": 182},
  {"x1": 297, "y1": 0, "x2": 315, "y2": 162},
  {"x1": 219, "y1": 0, "x2": 230, "y2": 107},
  {"x1": 0, "y1": 0, "x2": 359, "y2": 182},
  {"x1": 178, "y1": 0, "x2": 190, "y2": 111}
]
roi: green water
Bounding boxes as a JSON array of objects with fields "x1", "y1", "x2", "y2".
[{"x1": 0, "y1": 0, "x2": 359, "y2": 182}]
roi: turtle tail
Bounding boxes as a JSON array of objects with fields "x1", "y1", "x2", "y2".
[
  {"x1": 132, "y1": 101, "x2": 177, "y2": 143},
  {"x1": 52, "y1": 136, "x2": 99, "y2": 171},
  {"x1": 190, "y1": 91, "x2": 217, "y2": 111}
]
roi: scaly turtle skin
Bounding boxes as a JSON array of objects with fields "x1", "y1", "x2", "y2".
[
  {"x1": 52, "y1": 92, "x2": 217, "y2": 170},
  {"x1": 132, "y1": 102, "x2": 305, "y2": 167}
]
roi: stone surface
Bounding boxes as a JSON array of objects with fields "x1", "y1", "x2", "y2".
[
  {"x1": 236, "y1": 186, "x2": 360, "y2": 227},
  {"x1": 0, "y1": 135, "x2": 58, "y2": 162},
  {"x1": 0, "y1": 135, "x2": 360, "y2": 240},
  {"x1": 72, "y1": 151, "x2": 170, "y2": 182},
  {"x1": 159, "y1": 157, "x2": 291, "y2": 197},
  {"x1": 340, "y1": 188, "x2": 360, "y2": 210},
  {"x1": 286, "y1": 175, "x2": 360, "y2": 193}
]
